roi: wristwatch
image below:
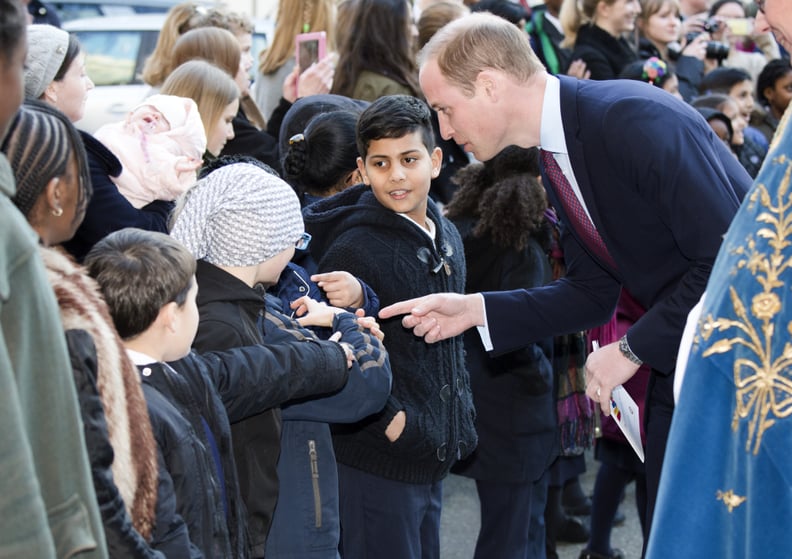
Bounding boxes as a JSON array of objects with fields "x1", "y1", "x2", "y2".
[{"x1": 618, "y1": 335, "x2": 643, "y2": 366}]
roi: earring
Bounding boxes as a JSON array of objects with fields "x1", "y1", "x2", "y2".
[{"x1": 51, "y1": 207, "x2": 63, "y2": 217}]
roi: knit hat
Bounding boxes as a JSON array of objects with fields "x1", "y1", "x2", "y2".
[
  {"x1": 170, "y1": 162, "x2": 303, "y2": 266},
  {"x1": 24, "y1": 24, "x2": 70, "y2": 99}
]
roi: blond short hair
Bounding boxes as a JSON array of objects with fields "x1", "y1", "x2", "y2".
[{"x1": 419, "y1": 12, "x2": 543, "y2": 96}]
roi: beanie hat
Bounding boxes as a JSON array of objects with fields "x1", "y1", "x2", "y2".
[
  {"x1": 24, "y1": 24, "x2": 70, "y2": 99},
  {"x1": 170, "y1": 162, "x2": 303, "y2": 266}
]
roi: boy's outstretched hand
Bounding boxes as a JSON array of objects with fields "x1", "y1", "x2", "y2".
[
  {"x1": 312, "y1": 271, "x2": 364, "y2": 308},
  {"x1": 291, "y1": 295, "x2": 340, "y2": 328},
  {"x1": 378, "y1": 293, "x2": 485, "y2": 343}
]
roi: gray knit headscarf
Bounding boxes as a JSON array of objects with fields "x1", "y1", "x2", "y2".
[{"x1": 170, "y1": 162, "x2": 304, "y2": 266}]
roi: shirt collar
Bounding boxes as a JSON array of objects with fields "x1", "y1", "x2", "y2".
[
  {"x1": 126, "y1": 348, "x2": 159, "y2": 366},
  {"x1": 539, "y1": 74, "x2": 567, "y2": 155}
]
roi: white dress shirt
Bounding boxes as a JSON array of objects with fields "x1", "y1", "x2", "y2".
[{"x1": 477, "y1": 74, "x2": 595, "y2": 350}]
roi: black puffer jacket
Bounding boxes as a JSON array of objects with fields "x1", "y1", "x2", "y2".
[{"x1": 138, "y1": 343, "x2": 349, "y2": 558}]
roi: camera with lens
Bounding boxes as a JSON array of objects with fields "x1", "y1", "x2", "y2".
[
  {"x1": 702, "y1": 17, "x2": 722, "y2": 33},
  {"x1": 684, "y1": 29, "x2": 730, "y2": 62}
]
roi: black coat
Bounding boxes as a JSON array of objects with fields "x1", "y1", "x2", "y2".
[
  {"x1": 63, "y1": 132, "x2": 172, "y2": 262},
  {"x1": 221, "y1": 107, "x2": 281, "y2": 175},
  {"x1": 569, "y1": 24, "x2": 637, "y2": 80},
  {"x1": 450, "y1": 218, "x2": 558, "y2": 483},
  {"x1": 140, "y1": 343, "x2": 349, "y2": 558},
  {"x1": 303, "y1": 184, "x2": 477, "y2": 484},
  {"x1": 66, "y1": 330, "x2": 196, "y2": 559}
]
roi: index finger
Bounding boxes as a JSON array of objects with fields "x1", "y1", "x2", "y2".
[{"x1": 379, "y1": 297, "x2": 427, "y2": 319}]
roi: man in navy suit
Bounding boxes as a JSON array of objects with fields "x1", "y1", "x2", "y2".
[{"x1": 380, "y1": 12, "x2": 752, "y2": 548}]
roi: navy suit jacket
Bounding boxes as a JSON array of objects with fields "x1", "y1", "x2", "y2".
[{"x1": 485, "y1": 76, "x2": 751, "y2": 374}]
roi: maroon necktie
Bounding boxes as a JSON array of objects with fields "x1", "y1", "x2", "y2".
[{"x1": 540, "y1": 149, "x2": 617, "y2": 269}]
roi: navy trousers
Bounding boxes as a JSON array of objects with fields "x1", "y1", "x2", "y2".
[
  {"x1": 337, "y1": 463, "x2": 443, "y2": 559},
  {"x1": 473, "y1": 476, "x2": 548, "y2": 559}
]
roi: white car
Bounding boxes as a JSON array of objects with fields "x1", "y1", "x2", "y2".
[
  {"x1": 65, "y1": 14, "x2": 272, "y2": 133},
  {"x1": 50, "y1": 0, "x2": 177, "y2": 23}
]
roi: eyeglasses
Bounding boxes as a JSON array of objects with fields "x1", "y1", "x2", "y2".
[{"x1": 295, "y1": 232, "x2": 312, "y2": 251}]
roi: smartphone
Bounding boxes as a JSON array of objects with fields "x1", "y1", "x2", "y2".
[
  {"x1": 725, "y1": 18, "x2": 753, "y2": 36},
  {"x1": 295, "y1": 31, "x2": 326, "y2": 74}
]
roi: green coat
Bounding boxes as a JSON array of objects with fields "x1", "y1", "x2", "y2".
[
  {"x1": 0, "y1": 154, "x2": 108, "y2": 558},
  {"x1": 352, "y1": 70, "x2": 414, "y2": 102}
]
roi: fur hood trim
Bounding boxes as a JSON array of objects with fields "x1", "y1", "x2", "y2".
[{"x1": 41, "y1": 246, "x2": 158, "y2": 540}]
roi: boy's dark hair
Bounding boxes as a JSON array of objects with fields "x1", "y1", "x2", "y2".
[
  {"x1": 0, "y1": 0, "x2": 26, "y2": 67},
  {"x1": 699, "y1": 67, "x2": 752, "y2": 95},
  {"x1": 84, "y1": 228, "x2": 196, "y2": 340},
  {"x1": 356, "y1": 95, "x2": 436, "y2": 160},
  {"x1": 757, "y1": 58, "x2": 792, "y2": 105}
]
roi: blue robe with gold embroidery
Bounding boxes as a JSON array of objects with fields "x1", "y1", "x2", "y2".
[{"x1": 647, "y1": 109, "x2": 792, "y2": 558}]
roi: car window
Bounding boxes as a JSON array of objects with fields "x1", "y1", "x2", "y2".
[
  {"x1": 51, "y1": 1, "x2": 173, "y2": 23},
  {"x1": 74, "y1": 30, "x2": 142, "y2": 86}
]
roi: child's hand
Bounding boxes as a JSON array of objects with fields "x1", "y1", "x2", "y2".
[
  {"x1": 311, "y1": 271, "x2": 364, "y2": 308},
  {"x1": 291, "y1": 295, "x2": 342, "y2": 328},
  {"x1": 385, "y1": 410, "x2": 406, "y2": 442},
  {"x1": 354, "y1": 308, "x2": 384, "y2": 342},
  {"x1": 329, "y1": 331, "x2": 355, "y2": 368}
]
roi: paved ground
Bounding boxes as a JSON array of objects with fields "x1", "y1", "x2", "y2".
[{"x1": 440, "y1": 450, "x2": 645, "y2": 559}]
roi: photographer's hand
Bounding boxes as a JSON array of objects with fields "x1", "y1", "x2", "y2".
[{"x1": 681, "y1": 31, "x2": 710, "y2": 60}]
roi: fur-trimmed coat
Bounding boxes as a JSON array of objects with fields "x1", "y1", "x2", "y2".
[{"x1": 41, "y1": 246, "x2": 175, "y2": 556}]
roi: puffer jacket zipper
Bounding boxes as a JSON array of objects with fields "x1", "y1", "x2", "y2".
[{"x1": 308, "y1": 439, "x2": 322, "y2": 527}]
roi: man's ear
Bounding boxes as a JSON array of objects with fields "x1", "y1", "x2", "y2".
[
  {"x1": 356, "y1": 157, "x2": 369, "y2": 185},
  {"x1": 476, "y1": 69, "x2": 500, "y2": 101}
]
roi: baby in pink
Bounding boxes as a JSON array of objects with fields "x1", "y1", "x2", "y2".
[{"x1": 95, "y1": 94, "x2": 207, "y2": 208}]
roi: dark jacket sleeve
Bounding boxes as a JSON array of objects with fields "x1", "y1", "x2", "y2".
[
  {"x1": 277, "y1": 311, "x2": 392, "y2": 423},
  {"x1": 189, "y1": 341, "x2": 351, "y2": 423},
  {"x1": 65, "y1": 329, "x2": 167, "y2": 559},
  {"x1": 484, "y1": 227, "x2": 621, "y2": 357},
  {"x1": 674, "y1": 55, "x2": 704, "y2": 103},
  {"x1": 266, "y1": 97, "x2": 293, "y2": 141}
]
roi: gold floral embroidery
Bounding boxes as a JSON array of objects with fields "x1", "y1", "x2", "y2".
[
  {"x1": 698, "y1": 155, "x2": 792, "y2": 455},
  {"x1": 716, "y1": 489, "x2": 746, "y2": 513}
]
